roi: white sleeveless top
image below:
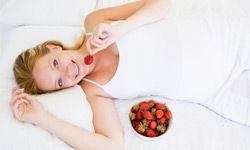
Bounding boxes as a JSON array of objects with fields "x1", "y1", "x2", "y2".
[
  {"x1": 83, "y1": 18, "x2": 183, "y2": 99},
  {"x1": 83, "y1": 16, "x2": 238, "y2": 101}
]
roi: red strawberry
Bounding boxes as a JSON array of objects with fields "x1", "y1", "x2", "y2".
[
  {"x1": 155, "y1": 103, "x2": 166, "y2": 110},
  {"x1": 159, "y1": 117, "x2": 166, "y2": 124},
  {"x1": 131, "y1": 104, "x2": 139, "y2": 113},
  {"x1": 143, "y1": 111, "x2": 155, "y2": 120},
  {"x1": 165, "y1": 110, "x2": 172, "y2": 119},
  {"x1": 84, "y1": 55, "x2": 94, "y2": 65},
  {"x1": 135, "y1": 124, "x2": 146, "y2": 134},
  {"x1": 150, "y1": 121, "x2": 157, "y2": 130},
  {"x1": 148, "y1": 100, "x2": 156, "y2": 108},
  {"x1": 136, "y1": 112, "x2": 142, "y2": 120},
  {"x1": 155, "y1": 131, "x2": 160, "y2": 136},
  {"x1": 156, "y1": 110, "x2": 164, "y2": 119},
  {"x1": 142, "y1": 119, "x2": 150, "y2": 127},
  {"x1": 139, "y1": 102, "x2": 150, "y2": 111},
  {"x1": 134, "y1": 120, "x2": 140, "y2": 127},
  {"x1": 146, "y1": 129, "x2": 157, "y2": 137}
]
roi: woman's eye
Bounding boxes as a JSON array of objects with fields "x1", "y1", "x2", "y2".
[
  {"x1": 58, "y1": 79, "x2": 63, "y2": 87},
  {"x1": 53, "y1": 59, "x2": 59, "y2": 68}
]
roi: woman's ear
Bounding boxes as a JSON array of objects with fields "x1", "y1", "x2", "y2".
[{"x1": 46, "y1": 44, "x2": 62, "y2": 51}]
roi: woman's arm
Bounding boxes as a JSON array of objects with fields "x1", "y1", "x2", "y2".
[
  {"x1": 83, "y1": 0, "x2": 169, "y2": 54},
  {"x1": 84, "y1": 0, "x2": 147, "y2": 33},
  {"x1": 38, "y1": 95, "x2": 124, "y2": 150},
  {"x1": 10, "y1": 88, "x2": 124, "y2": 150},
  {"x1": 115, "y1": 0, "x2": 169, "y2": 35}
]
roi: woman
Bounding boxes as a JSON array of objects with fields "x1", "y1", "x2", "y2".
[{"x1": 10, "y1": 0, "x2": 169, "y2": 150}]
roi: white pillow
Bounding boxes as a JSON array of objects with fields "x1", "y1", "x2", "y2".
[
  {"x1": 0, "y1": 85, "x2": 94, "y2": 150},
  {"x1": 0, "y1": 0, "x2": 97, "y2": 26},
  {"x1": 0, "y1": 25, "x2": 84, "y2": 90},
  {"x1": 0, "y1": 25, "x2": 94, "y2": 149}
]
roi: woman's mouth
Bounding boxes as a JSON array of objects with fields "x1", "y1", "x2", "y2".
[
  {"x1": 72, "y1": 60, "x2": 79, "y2": 78},
  {"x1": 72, "y1": 60, "x2": 87, "y2": 80}
]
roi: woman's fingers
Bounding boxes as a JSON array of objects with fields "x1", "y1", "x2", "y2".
[
  {"x1": 12, "y1": 86, "x2": 18, "y2": 95},
  {"x1": 18, "y1": 103, "x2": 25, "y2": 117},
  {"x1": 13, "y1": 99, "x2": 24, "y2": 119},
  {"x1": 24, "y1": 93, "x2": 33, "y2": 101},
  {"x1": 93, "y1": 36, "x2": 108, "y2": 45},
  {"x1": 10, "y1": 92, "x2": 32, "y2": 107},
  {"x1": 87, "y1": 36, "x2": 109, "y2": 53},
  {"x1": 97, "y1": 31, "x2": 109, "y2": 40},
  {"x1": 90, "y1": 37, "x2": 102, "y2": 48},
  {"x1": 10, "y1": 93, "x2": 27, "y2": 105},
  {"x1": 12, "y1": 88, "x2": 24, "y2": 97},
  {"x1": 96, "y1": 23, "x2": 110, "y2": 39},
  {"x1": 86, "y1": 39, "x2": 102, "y2": 55},
  {"x1": 13, "y1": 98, "x2": 29, "y2": 120}
]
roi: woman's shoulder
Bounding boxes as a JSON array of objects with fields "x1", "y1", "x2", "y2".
[
  {"x1": 79, "y1": 79, "x2": 113, "y2": 99},
  {"x1": 107, "y1": 42, "x2": 119, "y2": 56}
]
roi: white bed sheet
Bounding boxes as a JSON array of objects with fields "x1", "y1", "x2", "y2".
[
  {"x1": 1, "y1": 0, "x2": 250, "y2": 149},
  {"x1": 0, "y1": 24, "x2": 250, "y2": 150}
]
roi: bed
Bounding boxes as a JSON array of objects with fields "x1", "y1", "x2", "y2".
[{"x1": 1, "y1": 0, "x2": 250, "y2": 150}]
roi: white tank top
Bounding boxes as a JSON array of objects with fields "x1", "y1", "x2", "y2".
[
  {"x1": 83, "y1": 16, "x2": 238, "y2": 101},
  {"x1": 83, "y1": 19, "x2": 183, "y2": 99}
]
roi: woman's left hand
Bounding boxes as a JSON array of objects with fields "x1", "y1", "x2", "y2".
[{"x1": 86, "y1": 23, "x2": 121, "y2": 55}]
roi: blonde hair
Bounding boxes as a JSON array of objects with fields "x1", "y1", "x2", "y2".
[{"x1": 13, "y1": 35, "x2": 85, "y2": 94}]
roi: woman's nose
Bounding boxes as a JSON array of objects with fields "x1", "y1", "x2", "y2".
[{"x1": 64, "y1": 62, "x2": 75, "y2": 79}]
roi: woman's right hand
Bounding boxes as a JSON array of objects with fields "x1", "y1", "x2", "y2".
[
  {"x1": 86, "y1": 23, "x2": 121, "y2": 55},
  {"x1": 9, "y1": 87, "x2": 47, "y2": 125}
]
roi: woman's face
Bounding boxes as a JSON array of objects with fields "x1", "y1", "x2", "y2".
[{"x1": 32, "y1": 45, "x2": 89, "y2": 92}]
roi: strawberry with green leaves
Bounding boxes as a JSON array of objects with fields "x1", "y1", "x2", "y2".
[
  {"x1": 148, "y1": 100, "x2": 156, "y2": 108},
  {"x1": 135, "y1": 123, "x2": 146, "y2": 134},
  {"x1": 130, "y1": 99, "x2": 172, "y2": 137},
  {"x1": 151, "y1": 108, "x2": 156, "y2": 115},
  {"x1": 131, "y1": 104, "x2": 139, "y2": 113},
  {"x1": 156, "y1": 124, "x2": 166, "y2": 133},
  {"x1": 129, "y1": 112, "x2": 136, "y2": 120}
]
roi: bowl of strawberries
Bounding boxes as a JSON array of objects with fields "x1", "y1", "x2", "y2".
[{"x1": 128, "y1": 99, "x2": 172, "y2": 140}]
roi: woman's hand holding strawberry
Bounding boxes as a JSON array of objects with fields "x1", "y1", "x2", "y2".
[{"x1": 86, "y1": 23, "x2": 122, "y2": 55}]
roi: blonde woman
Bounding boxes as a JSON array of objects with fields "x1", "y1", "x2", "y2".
[{"x1": 10, "y1": 0, "x2": 169, "y2": 150}]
